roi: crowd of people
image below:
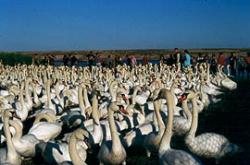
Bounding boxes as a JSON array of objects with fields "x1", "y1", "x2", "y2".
[
  {"x1": 36, "y1": 49, "x2": 250, "y2": 79},
  {"x1": 160, "y1": 48, "x2": 250, "y2": 79}
]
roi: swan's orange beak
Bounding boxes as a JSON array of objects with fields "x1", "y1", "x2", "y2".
[
  {"x1": 121, "y1": 94, "x2": 129, "y2": 102},
  {"x1": 178, "y1": 93, "x2": 187, "y2": 103},
  {"x1": 118, "y1": 105, "x2": 128, "y2": 115}
]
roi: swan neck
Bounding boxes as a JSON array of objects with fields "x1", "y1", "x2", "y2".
[
  {"x1": 3, "y1": 114, "x2": 19, "y2": 161},
  {"x1": 9, "y1": 120, "x2": 23, "y2": 140},
  {"x1": 34, "y1": 113, "x2": 56, "y2": 124},
  {"x1": 92, "y1": 95, "x2": 100, "y2": 126},
  {"x1": 69, "y1": 134, "x2": 84, "y2": 165},
  {"x1": 78, "y1": 86, "x2": 86, "y2": 116},
  {"x1": 182, "y1": 100, "x2": 192, "y2": 121},
  {"x1": 188, "y1": 98, "x2": 198, "y2": 138},
  {"x1": 25, "y1": 79, "x2": 32, "y2": 108},
  {"x1": 159, "y1": 91, "x2": 174, "y2": 153},
  {"x1": 46, "y1": 80, "x2": 52, "y2": 107},
  {"x1": 32, "y1": 83, "x2": 39, "y2": 103},
  {"x1": 108, "y1": 109, "x2": 122, "y2": 153},
  {"x1": 154, "y1": 100, "x2": 165, "y2": 131},
  {"x1": 83, "y1": 87, "x2": 90, "y2": 107},
  {"x1": 132, "y1": 88, "x2": 138, "y2": 105}
]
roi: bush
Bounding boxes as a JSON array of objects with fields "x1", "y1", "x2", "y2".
[{"x1": 0, "y1": 52, "x2": 32, "y2": 65}]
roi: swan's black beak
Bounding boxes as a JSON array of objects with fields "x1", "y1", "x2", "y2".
[{"x1": 11, "y1": 111, "x2": 21, "y2": 120}]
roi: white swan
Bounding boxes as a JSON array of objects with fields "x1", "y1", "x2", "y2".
[
  {"x1": 185, "y1": 91, "x2": 242, "y2": 163},
  {"x1": 158, "y1": 90, "x2": 202, "y2": 165},
  {"x1": 0, "y1": 109, "x2": 22, "y2": 165},
  {"x1": 28, "y1": 113, "x2": 62, "y2": 142},
  {"x1": 9, "y1": 119, "x2": 40, "y2": 157},
  {"x1": 98, "y1": 102, "x2": 127, "y2": 165}
]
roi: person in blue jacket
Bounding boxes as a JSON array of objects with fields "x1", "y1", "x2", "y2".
[{"x1": 183, "y1": 49, "x2": 192, "y2": 68}]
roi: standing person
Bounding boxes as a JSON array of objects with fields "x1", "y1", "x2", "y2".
[
  {"x1": 173, "y1": 48, "x2": 180, "y2": 65},
  {"x1": 96, "y1": 53, "x2": 102, "y2": 67},
  {"x1": 125, "y1": 55, "x2": 131, "y2": 67},
  {"x1": 48, "y1": 54, "x2": 54, "y2": 66},
  {"x1": 105, "y1": 55, "x2": 113, "y2": 68},
  {"x1": 209, "y1": 54, "x2": 217, "y2": 74},
  {"x1": 160, "y1": 54, "x2": 164, "y2": 64},
  {"x1": 63, "y1": 54, "x2": 69, "y2": 66},
  {"x1": 237, "y1": 56, "x2": 247, "y2": 79},
  {"x1": 70, "y1": 55, "x2": 78, "y2": 66},
  {"x1": 87, "y1": 51, "x2": 95, "y2": 70},
  {"x1": 229, "y1": 53, "x2": 237, "y2": 77},
  {"x1": 183, "y1": 49, "x2": 191, "y2": 68},
  {"x1": 165, "y1": 54, "x2": 172, "y2": 65},
  {"x1": 142, "y1": 55, "x2": 149, "y2": 65},
  {"x1": 217, "y1": 52, "x2": 226, "y2": 66},
  {"x1": 204, "y1": 54, "x2": 209, "y2": 63},
  {"x1": 217, "y1": 52, "x2": 226, "y2": 73},
  {"x1": 130, "y1": 55, "x2": 137, "y2": 68},
  {"x1": 197, "y1": 53, "x2": 204, "y2": 63},
  {"x1": 246, "y1": 53, "x2": 250, "y2": 79}
]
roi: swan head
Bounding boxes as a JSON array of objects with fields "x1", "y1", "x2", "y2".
[
  {"x1": 109, "y1": 102, "x2": 128, "y2": 115},
  {"x1": 3, "y1": 108, "x2": 13, "y2": 118},
  {"x1": 74, "y1": 128, "x2": 90, "y2": 140},
  {"x1": 221, "y1": 78, "x2": 237, "y2": 90}
]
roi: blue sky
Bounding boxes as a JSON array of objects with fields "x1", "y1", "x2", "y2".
[{"x1": 0, "y1": 0, "x2": 249, "y2": 51}]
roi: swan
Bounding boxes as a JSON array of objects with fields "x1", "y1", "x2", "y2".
[
  {"x1": 172, "y1": 92, "x2": 193, "y2": 136},
  {"x1": 9, "y1": 119, "x2": 40, "y2": 157},
  {"x1": 14, "y1": 81, "x2": 29, "y2": 121},
  {"x1": 86, "y1": 92, "x2": 103, "y2": 146},
  {"x1": 69, "y1": 128, "x2": 89, "y2": 165},
  {"x1": 143, "y1": 99, "x2": 165, "y2": 157},
  {"x1": 28, "y1": 113, "x2": 62, "y2": 142},
  {"x1": 185, "y1": 91, "x2": 242, "y2": 163},
  {"x1": 0, "y1": 109, "x2": 22, "y2": 165},
  {"x1": 158, "y1": 90, "x2": 202, "y2": 165},
  {"x1": 98, "y1": 102, "x2": 127, "y2": 165},
  {"x1": 36, "y1": 128, "x2": 89, "y2": 164}
]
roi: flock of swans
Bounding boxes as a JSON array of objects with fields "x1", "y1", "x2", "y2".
[{"x1": 0, "y1": 62, "x2": 242, "y2": 165}]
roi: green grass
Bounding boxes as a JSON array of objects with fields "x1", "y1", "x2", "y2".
[{"x1": 0, "y1": 52, "x2": 32, "y2": 65}]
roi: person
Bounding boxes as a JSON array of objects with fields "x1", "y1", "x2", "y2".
[
  {"x1": 183, "y1": 49, "x2": 191, "y2": 68},
  {"x1": 160, "y1": 54, "x2": 164, "y2": 64},
  {"x1": 217, "y1": 52, "x2": 226, "y2": 66},
  {"x1": 142, "y1": 55, "x2": 148, "y2": 65},
  {"x1": 96, "y1": 53, "x2": 102, "y2": 67},
  {"x1": 237, "y1": 56, "x2": 246, "y2": 79},
  {"x1": 87, "y1": 51, "x2": 95, "y2": 70},
  {"x1": 130, "y1": 55, "x2": 137, "y2": 68},
  {"x1": 246, "y1": 53, "x2": 250, "y2": 79},
  {"x1": 197, "y1": 53, "x2": 204, "y2": 63},
  {"x1": 173, "y1": 48, "x2": 180, "y2": 65},
  {"x1": 209, "y1": 54, "x2": 217, "y2": 74},
  {"x1": 105, "y1": 55, "x2": 113, "y2": 68},
  {"x1": 47, "y1": 54, "x2": 54, "y2": 66},
  {"x1": 228, "y1": 53, "x2": 237, "y2": 77},
  {"x1": 118, "y1": 57, "x2": 123, "y2": 65},
  {"x1": 63, "y1": 54, "x2": 69, "y2": 66},
  {"x1": 114, "y1": 56, "x2": 122, "y2": 66},
  {"x1": 204, "y1": 54, "x2": 209, "y2": 63},
  {"x1": 165, "y1": 54, "x2": 172, "y2": 65},
  {"x1": 126, "y1": 55, "x2": 131, "y2": 67},
  {"x1": 70, "y1": 55, "x2": 78, "y2": 66}
]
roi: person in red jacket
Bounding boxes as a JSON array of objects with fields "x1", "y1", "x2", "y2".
[{"x1": 217, "y1": 52, "x2": 226, "y2": 66}]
